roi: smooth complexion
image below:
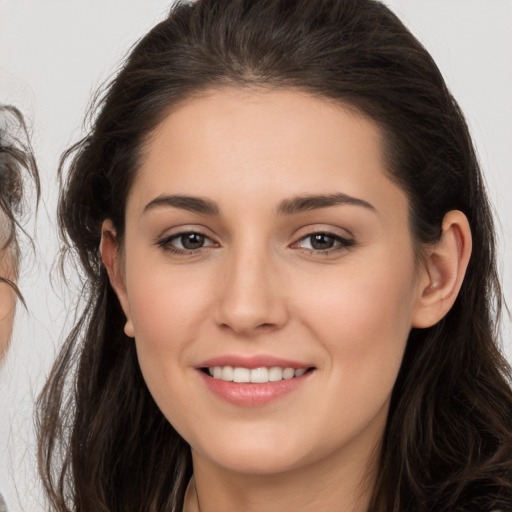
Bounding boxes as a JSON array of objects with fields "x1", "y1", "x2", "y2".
[{"x1": 102, "y1": 89, "x2": 471, "y2": 512}]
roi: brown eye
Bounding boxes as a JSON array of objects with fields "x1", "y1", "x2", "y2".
[
  {"x1": 309, "y1": 234, "x2": 336, "y2": 250},
  {"x1": 158, "y1": 231, "x2": 216, "y2": 253},
  {"x1": 180, "y1": 233, "x2": 206, "y2": 249},
  {"x1": 295, "y1": 232, "x2": 354, "y2": 253}
]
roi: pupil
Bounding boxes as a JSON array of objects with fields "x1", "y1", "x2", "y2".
[
  {"x1": 311, "y1": 234, "x2": 334, "y2": 250},
  {"x1": 182, "y1": 233, "x2": 204, "y2": 249}
]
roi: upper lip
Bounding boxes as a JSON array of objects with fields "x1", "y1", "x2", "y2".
[{"x1": 196, "y1": 354, "x2": 313, "y2": 370}]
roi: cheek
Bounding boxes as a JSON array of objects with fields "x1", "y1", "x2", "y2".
[
  {"x1": 298, "y1": 251, "x2": 417, "y2": 383},
  {"x1": 125, "y1": 257, "x2": 214, "y2": 375},
  {"x1": 125, "y1": 261, "x2": 229, "y2": 441}
]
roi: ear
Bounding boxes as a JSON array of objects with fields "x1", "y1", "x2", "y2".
[
  {"x1": 412, "y1": 210, "x2": 472, "y2": 328},
  {"x1": 100, "y1": 219, "x2": 134, "y2": 338}
]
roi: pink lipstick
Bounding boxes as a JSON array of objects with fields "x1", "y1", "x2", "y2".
[{"x1": 196, "y1": 354, "x2": 314, "y2": 406}]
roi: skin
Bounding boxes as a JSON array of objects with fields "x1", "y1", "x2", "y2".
[
  {"x1": 0, "y1": 279, "x2": 15, "y2": 359},
  {"x1": 0, "y1": 228, "x2": 16, "y2": 360},
  {"x1": 102, "y1": 88, "x2": 471, "y2": 512}
]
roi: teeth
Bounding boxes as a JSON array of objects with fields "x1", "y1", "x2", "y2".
[
  {"x1": 233, "y1": 367, "x2": 250, "y2": 383},
  {"x1": 282, "y1": 368, "x2": 295, "y2": 379},
  {"x1": 221, "y1": 366, "x2": 234, "y2": 381},
  {"x1": 250, "y1": 367, "x2": 269, "y2": 383},
  {"x1": 207, "y1": 366, "x2": 308, "y2": 383},
  {"x1": 268, "y1": 367, "x2": 283, "y2": 381}
]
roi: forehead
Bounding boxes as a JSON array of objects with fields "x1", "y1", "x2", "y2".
[{"x1": 128, "y1": 88, "x2": 407, "y2": 218}]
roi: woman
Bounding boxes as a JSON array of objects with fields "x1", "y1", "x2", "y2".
[
  {"x1": 38, "y1": 0, "x2": 512, "y2": 511},
  {"x1": 0, "y1": 105, "x2": 40, "y2": 512}
]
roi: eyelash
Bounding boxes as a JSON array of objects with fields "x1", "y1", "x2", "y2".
[
  {"x1": 156, "y1": 231, "x2": 355, "y2": 256},
  {"x1": 156, "y1": 231, "x2": 217, "y2": 255},
  {"x1": 293, "y1": 232, "x2": 355, "y2": 255}
]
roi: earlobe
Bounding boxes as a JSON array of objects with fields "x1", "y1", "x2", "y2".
[
  {"x1": 412, "y1": 210, "x2": 472, "y2": 329},
  {"x1": 100, "y1": 219, "x2": 134, "y2": 338}
]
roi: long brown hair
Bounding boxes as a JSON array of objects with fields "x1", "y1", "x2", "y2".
[{"x1": 37, "y1": 1, "x2": 512, "y2": 510}]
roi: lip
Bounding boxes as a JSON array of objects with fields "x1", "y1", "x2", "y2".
[
  {"x1": 196, "y1": 354, "x2": 312, "y2": 370},
  {"x1": 196, "y1": 354, "x2": 314, "y2": 407}
]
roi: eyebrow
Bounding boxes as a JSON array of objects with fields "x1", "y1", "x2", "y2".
[
  {"x1": 277, "y1": 193, "x2": 376, "y2": 215},
  {"x1": 142, "y1": 192, "x2": 376, "y2": 216},
  {"x1": 143, "y1": 194, "x2": 220, "y2": 215}
]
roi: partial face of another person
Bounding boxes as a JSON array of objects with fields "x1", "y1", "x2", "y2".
[
  {"x1": 105, "y1": 89, "x2": 436, "y2": 477},
  {"x1": 0, "y1": 223, "x2": 16, "y2": 359}
]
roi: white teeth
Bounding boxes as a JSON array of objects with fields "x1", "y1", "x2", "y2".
[
  {"x1": 233, "y1": 367, "x2": 250, "y2": 383},
  {"x1": 283, "y1": 368, "x2": 295, "y2": 380},
  {"x1": 268, "y1": 367, "x2": 283, "y2": 381},
  {"x1": 221, "y1": 366, "x2": 234, "y2": 381},
  {"x1": 250, "y1": 367, "x2": 269, "y2": 383},
  {"x1": 207, "y1": 365, "x2": 309, "y2": 383}
]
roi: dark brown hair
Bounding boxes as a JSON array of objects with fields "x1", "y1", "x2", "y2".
[
  {"x1": 0, "y1": 105, "x2": 40, "y2": 304},
  {"x1": 37, "y1": 1, "x2": 512, "y2": 511}
]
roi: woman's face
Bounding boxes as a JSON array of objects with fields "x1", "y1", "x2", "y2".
[{"x1": 111, "y1": 89, "x2": 429, "y2": 477}]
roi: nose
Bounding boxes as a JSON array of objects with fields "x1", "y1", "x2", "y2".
[{"x1": 214, "y1": 245, "x2": 289, "y2": 336}]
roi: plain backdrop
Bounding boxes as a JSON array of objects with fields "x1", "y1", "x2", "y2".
[{"x1": 1, "y1": 1, "x2": 511, "y2": 510}]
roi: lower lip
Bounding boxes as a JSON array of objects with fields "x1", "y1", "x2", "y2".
[{"x1": 198, "y1": 370, "x2": 312, "y2": 407}]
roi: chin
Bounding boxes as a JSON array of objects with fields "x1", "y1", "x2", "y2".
[
  {"x1": 201, "y1": 447, "x2": 308, "y2": 476},
  {"x1": 188, "y1": 426, "x2": 318, "y2": 476}
]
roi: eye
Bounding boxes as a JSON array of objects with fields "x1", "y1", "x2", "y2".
[
  {"x1": 157, "y1": 231, "x2": 217, "y2": 253},
  {"x1": 294, "y1": 232, "x2": 354, "y2": 253}
]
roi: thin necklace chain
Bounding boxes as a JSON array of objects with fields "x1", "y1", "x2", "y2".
[
  {"x1": 194, "y1": 478, "x2": 201, "y2": 512},
  {"x1": 196, "y1": 488, "x2": 202, "y2": 512}
]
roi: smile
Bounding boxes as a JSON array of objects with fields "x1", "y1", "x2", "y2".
[{"x1": 207, "y1": 366, "x2": 308, "y2": 383}]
